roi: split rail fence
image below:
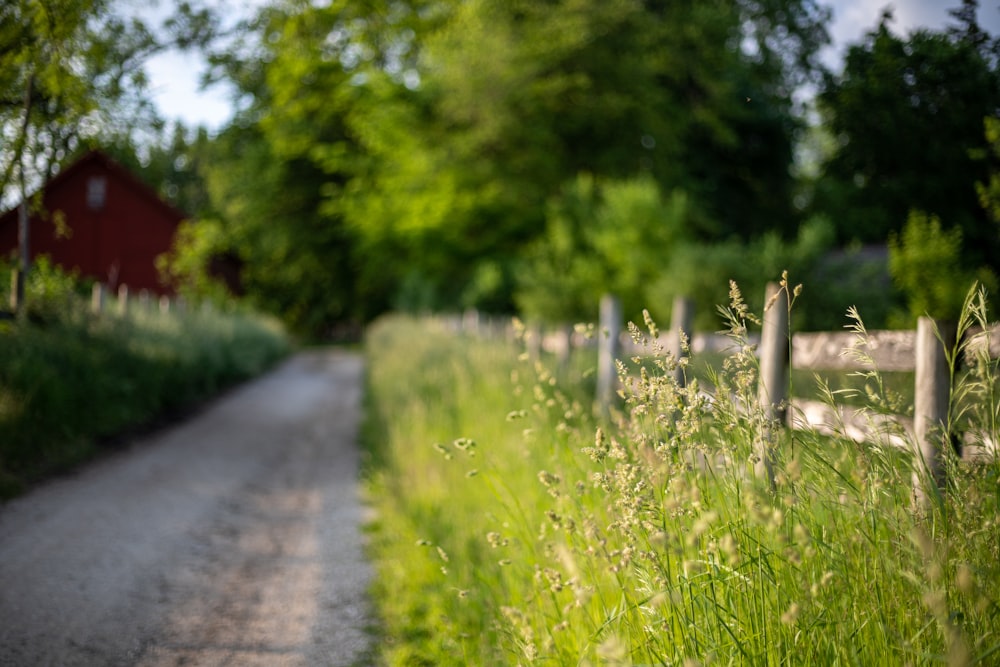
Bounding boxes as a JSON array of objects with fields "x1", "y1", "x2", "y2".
[
  {"x1": 88, "y1": 283, "x2": 184, "y2": 316},
  {"x1": 452, "y1": 282, "x2": 999, "y2": 505}
]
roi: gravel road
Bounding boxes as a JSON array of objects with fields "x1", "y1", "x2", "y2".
[{"x1": 0, "y1": 350, "x2": 374, "y2": 666}]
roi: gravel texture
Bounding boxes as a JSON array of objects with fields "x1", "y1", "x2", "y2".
[{"x1": 0, "y1": 350, "x2": 374, "y2": 666}]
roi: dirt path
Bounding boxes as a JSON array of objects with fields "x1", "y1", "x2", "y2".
[{"x1": 0, "y1": 350, "x2": 374, "y2": 666}]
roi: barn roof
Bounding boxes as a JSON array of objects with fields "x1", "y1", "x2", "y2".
[{"x1": 0, "y1": 149, "x2": 188, "y2": 228}]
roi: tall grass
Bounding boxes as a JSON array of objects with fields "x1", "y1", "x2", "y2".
[
  {"x1": 0, "y1": 288, "x2": 289, "y2": 499},
  {"x1": 363, "y1": 287, "x2": 1000, "y2": 665}
]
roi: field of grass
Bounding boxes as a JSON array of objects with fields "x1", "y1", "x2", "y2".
[
  {"x1": 362, "y1": 292, "x2": 1000, "y2": 665},
  {"x1": 0, "y1": 277, "x2": 290, "y2": 499}
]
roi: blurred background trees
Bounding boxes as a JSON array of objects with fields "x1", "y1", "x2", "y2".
[
  {"x1": 5, "y1": 0, "x2": 1000, "y2": 337},
  {"x1": 811, "y1": 4, "x2": 1000, "y2": 265}
]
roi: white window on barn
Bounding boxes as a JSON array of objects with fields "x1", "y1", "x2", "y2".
[{"x1": 86, "y1": 176, "x2": 107, "y2": 210}]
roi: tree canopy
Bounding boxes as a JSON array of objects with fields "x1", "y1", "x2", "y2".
[
  {"x1": 11, "y1": 0, "x2": 1000, "y2": 336},
  {"x1": 194, "y1": 0, "x2": 831, "y2": 329},
  {"x1": 812, "y1": 3, "x2": 1000, "y2": 272}
]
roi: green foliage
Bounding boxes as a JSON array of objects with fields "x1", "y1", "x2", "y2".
[
  {"x1": 20, "y1": 255, "x2": 86, "y2": 319},
  {"x1": 589, "y1": 178, "x2": 694, "y2": 318},
  {"x1": 218, "y1": 0, "x2": 828, "y2": 322},
  {"x1": 363, "y1": 293, "x2": 1000, "y2": 665},
  {"x1": 813, "y1": 9, "x2": 1000, "y2": 273},
  {"x1": 0, "y1": 288, "x2": 289, "y2": 499},
  {"x1": 795, "y1": 241, "x2": 898, "y2": 331},
  {"x1": 977, "y1": 116, "x2": 1000, "y2": 226},
  {"x1": 517, "y1": 175, "x2": 698, "y2": 325},
  {"x1": 1, "y1": 254, "x2": 92, "y2": 321},
  {"x1": 647, "y1": 238, "x2": 754, "y2": 329},
  {"x1": 156, "y1": 218, "x2": 232, "y2": 305},
  {"x1": 518, "y1": 185, "x2": 844, "y2": 331},
  {"x1": 195, "y1": 122, "x2": 365, "y2": 338},
  {"x1": 514, "y1": 174, "x2": 603, "y2": 324},
  {"x1": 888, "y1": 211, "x2": 997, "y2": 323}
]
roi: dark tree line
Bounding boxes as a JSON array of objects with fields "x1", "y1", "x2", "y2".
[{"x1": 6, "y1": 0, "x2": 1000, "y2": 335}]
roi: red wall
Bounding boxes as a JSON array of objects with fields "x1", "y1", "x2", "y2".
[{"x1": 0, "y1": 153, "x2": 183, "y2": 295}]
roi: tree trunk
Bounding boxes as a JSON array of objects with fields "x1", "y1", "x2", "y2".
[{"x1": 13, "y1": 76, "x2": 35, "y2": 315}]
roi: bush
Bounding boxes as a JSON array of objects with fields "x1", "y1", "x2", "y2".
[
  {"x1": 889, "y1": 211, "x2": 998, "y2": 324},
  {"x1": 0, "y1": 255, "x2": 89, "y2": 321},
  {"x1": 516, "y1": 174, "x2": 701, "y2": 326}
]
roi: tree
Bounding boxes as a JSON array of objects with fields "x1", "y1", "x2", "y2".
[
  {"x1": 184, "y1": 120, "x2": 364, "y2": 336},
  {"x1": 1, "y1": 1, "x2": 220, "y2": 204},
  {"x1": 406, "y1": 0, "x2": 829, "y2": 242},
  {"x1": 2, "y1": 0, "x2": 103, "y2": 309},
  {"x1": 171, "y1": 0, "x2": 829, "y2": 331},
  {"x1": 813, "y1": 3, "x2": 1000, "y2": 271},
  {"x1": 232, "y1": 0, "x2": 830, "y2": 317}
]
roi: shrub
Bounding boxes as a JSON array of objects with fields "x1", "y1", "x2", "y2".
[{"x1": 889, "y1": 211, "x2": 997, "y2": 324}]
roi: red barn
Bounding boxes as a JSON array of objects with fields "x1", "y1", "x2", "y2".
[{"x1": 0, "y1": 150, "x2": 185, "y2": 295}]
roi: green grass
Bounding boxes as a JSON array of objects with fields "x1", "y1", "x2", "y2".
[
  {"x1": 0, "y1": 296, "x2": 289, "y2": 499},
  {"x1": 362, "y1": 292, "x2": 1000, "y2": 665}
]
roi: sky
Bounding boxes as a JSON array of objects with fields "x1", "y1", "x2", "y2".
[{"x1": 142, "y1": 0, "x2": 1000, "y2": 132}]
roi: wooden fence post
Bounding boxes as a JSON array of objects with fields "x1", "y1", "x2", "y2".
[
  {"x1": 555, "y1": 325, "x2": 573, "y2": 376},
  {"x1": 117, "y1": 285, "x2": 129, "y2": 315},
  {"x1": 756, "y1": 282, "x2": 789, "y2": 485},
  {"x1": 596, "y1": 294, "x2": 622, "y2": 419},
  {"x1": 526, "y1": 322, "x2": 542, "y2": 362},
  {"x1": 91, "y1": 283, "x2": 106, "y2": 314},
  {"x1": 462, "y1": 308, "x2": 480, "y2": 336},
  {"x1": 8, "y1": 268, "x2": 18, "y2": 312},
  {"x1": 671, "y1": 295, "x2": 694, "y2": 388},
  {"x1": 912, "y1": 317, "x2": 955, "y2": 508}
]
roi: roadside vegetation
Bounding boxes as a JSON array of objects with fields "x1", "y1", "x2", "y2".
[
  {"x1": 362, "y1": 287, "x2": 1000, "y2": 665},
  {"x1": 0, "y1": 260, "x2": 290, "y2": 499}
]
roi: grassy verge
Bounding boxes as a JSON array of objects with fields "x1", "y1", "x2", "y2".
[
  {"x1": 0, "y1": 302, "x2": 289, "y2": 499},
  {"x1": 362, "y1": 293, "x2": 1000, "y2": 664}
]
